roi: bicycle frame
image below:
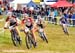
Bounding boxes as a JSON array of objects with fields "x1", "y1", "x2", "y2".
[
  {"x1": 24, "y1": 27, "x2": 36, "y2": 49},
  {"x1": 10, "y1": 27, "x2": 21, "y2": 46}
]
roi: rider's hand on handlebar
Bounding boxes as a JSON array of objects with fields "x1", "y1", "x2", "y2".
[{"x1": 4, "y1": 27, "x2": 7, "y2": 29}]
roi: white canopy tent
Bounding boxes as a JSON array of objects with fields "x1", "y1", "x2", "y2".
[
  {"x1": 40, "y1": 0, "x2": 56, "y2": 5},
  {"x1": 44, "y1": 2, "x2": 56, "y2": 5},
  {"x1": 10, "y1": 0, "x2": 31, "y2": 10},
  {"x1": 11, "y1": 0, "x2": 31, "y2": 4}
]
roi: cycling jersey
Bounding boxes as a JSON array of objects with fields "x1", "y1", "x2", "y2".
[
  {"x1": 36, "y1": 18, "x2": 44, "y2": 28},
  {"x1": 60, "y1": 17, "x2": 67, "y2": 24},
  {"x1": 37, "y1": 24, "x2": 43, "y2": 28},
  {"x1": 22, "y1": 17, "x2": 33, "y2": 30},
  {"x1": 6, "y1": 16, "x2": 17, "y2": 26},
  {"x1": 26, "y1": 24, "x2": 33, "y2": 30}
]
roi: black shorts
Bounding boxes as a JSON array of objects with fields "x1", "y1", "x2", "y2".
[
  {"x1": 10, "y1": 22, "x2": 17, "y2": 26},
  {"x1": 26, "y1": 24, "x2": 33, "y2": 30},
  {"x1": 37, "y1": 24, "x2": 43, "y2": 28}
]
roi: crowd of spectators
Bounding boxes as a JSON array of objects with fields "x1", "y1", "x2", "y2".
[{"x1": 0, "y1": 0, "x2": 75, "y2": 26}]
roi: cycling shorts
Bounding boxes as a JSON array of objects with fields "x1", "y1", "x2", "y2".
[
  {"x1": 26, "y1": 24, "x2": 33, "y2": 30},
  {"x1": 37, "y1": 24, "x2": 43, "y2": 28},
  {"x1": 10, "y1": 22, "x2": 17, "y2": 26}
]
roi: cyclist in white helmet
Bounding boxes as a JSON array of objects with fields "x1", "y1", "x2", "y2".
[
  {"x1": 21, "y1": 14, "x2": 38, "y2": 46},
  {"x1": 4, "y1": 12, "x2": 21, "y2": 37}
]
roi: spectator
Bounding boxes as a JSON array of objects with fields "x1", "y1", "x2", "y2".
[
  {"x1": 51, "y1": 11, "x2": 56, "y2": 24},
  {"x1": 72, "y1": 12, "x2": 75, "y2": 26},
  {"x1": 54, "y1": 9, "x2": 58, "y2": 25},
  {"x1": 0, "y1": 7, "x2": 2, "y2": 15},
  {"x1": 33, "y1": 10, "x2": 37, "y2": 20},
  {"x1": 40, "y1": 8, "x2": 45, "y2": 20},
  {"x1": 68, "y1": 12, "x2": 72, "y2": 25},
  {"x1": 48, "y1": 9, "x2": 51, "y2": 23}
]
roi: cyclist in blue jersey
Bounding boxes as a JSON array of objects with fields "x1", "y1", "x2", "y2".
[{"x1": 60, "y1": 16, "x2": 69, "y2": 35}]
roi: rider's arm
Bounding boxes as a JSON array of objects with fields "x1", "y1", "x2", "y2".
[
  {"x1": 4, "y1": 22, "x2": 9, "y2": 29},
  {"x1": 21, "y1": 18, "x2": 25, "y2": 30},
  {"x1": 59, "y1": 18, "x2": 63, "y2": 25},
  {"x1": 16, "y1": 18, "x2": 21, "y2": 25},
  {"x1": 31, "y1": 18, "x2": 37, "y2": 27},
  {"x1": 4, "y1": 17, "x2": 9, "y2": 29}
]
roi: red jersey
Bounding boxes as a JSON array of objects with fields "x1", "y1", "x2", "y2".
[{"x1": 22, "y1": 17, "x2": 33, "y2": 26}]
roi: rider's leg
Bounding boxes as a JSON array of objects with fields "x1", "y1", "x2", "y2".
[
  {"x1": 15, "y1": 26, "x2": 22, "y2": 41},
  {"x1": 15, "y1": 26, "x2": 20, "y2": 35},
  {"x1": 63, "y1": 24, "x2": 69, "y2": 35},
  {"x1": 31, "y1": 26, "x2": 38, "y2": 43},
  {"x1": 15, "y1": 26, "x2": 22, "y2": 39}
]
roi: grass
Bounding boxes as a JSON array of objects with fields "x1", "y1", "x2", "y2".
[{"x1": 0, "y1": 15, "x2": 75, "y2": 53}]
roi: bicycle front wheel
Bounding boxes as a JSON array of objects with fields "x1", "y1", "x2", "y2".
[{"x1": 25, "y1": 34, "x2": 32, "y2": 49}]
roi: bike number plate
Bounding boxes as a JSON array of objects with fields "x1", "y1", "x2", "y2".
[
  {"x1": 39, "y1": 28, "x2": 43, "y2": 32},
  {"x1": 25, "y1": 28, "x2": 29, "y2": 33}
]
